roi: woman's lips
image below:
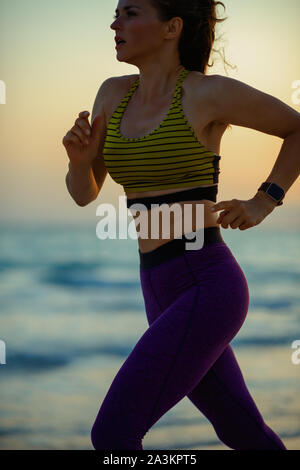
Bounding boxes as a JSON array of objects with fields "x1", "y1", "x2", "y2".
[{"x1": 116, "y1": 42, "x2": 126, "y2": 49}]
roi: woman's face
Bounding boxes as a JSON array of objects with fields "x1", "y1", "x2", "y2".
[{"x1": 110, "y1": 0, "x2": 167, "y2": 65}]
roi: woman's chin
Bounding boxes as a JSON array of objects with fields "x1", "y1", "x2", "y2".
[{"x1": 116, "y1": 55, "x2": 135, "y2": 66}]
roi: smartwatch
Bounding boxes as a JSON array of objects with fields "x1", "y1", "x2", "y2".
[{"x1": 258, "y1": 182, "x2": 285, "y2": 206}]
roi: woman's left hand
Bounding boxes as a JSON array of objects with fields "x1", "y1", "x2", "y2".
[{"x1": 210, "y1": 192, "x2": 278, "y2": 231}]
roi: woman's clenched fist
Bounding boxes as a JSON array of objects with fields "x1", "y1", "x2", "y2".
[{"x1": 62, "y1": 110, "x2": 103, "y2": 168}]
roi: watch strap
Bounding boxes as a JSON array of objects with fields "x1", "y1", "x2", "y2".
[{"x1": 258, "y1": 182, "x2": 285, "y2": 206}]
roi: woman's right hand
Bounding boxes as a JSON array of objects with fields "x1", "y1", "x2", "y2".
[{"x1": 62, "y1": 110, "x2": 103, "y2": 168}]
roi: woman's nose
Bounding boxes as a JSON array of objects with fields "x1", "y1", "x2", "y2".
[
  {"x1": 110, "y1": 23, "x2": 120, "y2": 30},
  {"x1": 110, "y1": 17, "x2": 121, "y2": 30}
]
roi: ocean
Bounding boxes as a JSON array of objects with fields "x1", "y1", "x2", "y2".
[{"x1": 0, "y1": 222, "x2": 299, "y2": 450}]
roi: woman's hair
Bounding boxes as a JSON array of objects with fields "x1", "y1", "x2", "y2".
[{"x1": 149, "y1": 0, "x2": 234, "y2": 74}]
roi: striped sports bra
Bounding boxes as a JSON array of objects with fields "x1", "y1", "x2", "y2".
[{"x1": 102, "y1": 67, "x2": 221, "y2": 209}]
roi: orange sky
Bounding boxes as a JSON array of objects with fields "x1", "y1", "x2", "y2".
[{"x1": 0, "y1": 0, "x2": 299, "y2": 226}]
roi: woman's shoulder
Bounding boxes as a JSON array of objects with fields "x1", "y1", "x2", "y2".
[
  {"x1": 114, "y1": 71, "x2": 215, "y2": 91},
  {"x1": 96, "y1": 73, "x2": 139, "y2": 98},
  {"x1": 184, "y1": 70, "x2": 222, "y2": 98},
  {"x1": 101, "y1": 74, "x2": 138, "y2": 121},
  {"x1": 106, "y1": 73, "x2": 139, "y2": 92},
  {"x1": 108, "y1": 70, "x2": 221, "y2": 91},
  {"x1": 103, "y1": 73, "x2": 138, "y2": 99},
  {"x1": 102, "y1": 71, "x2": 224, "y2": 121}
]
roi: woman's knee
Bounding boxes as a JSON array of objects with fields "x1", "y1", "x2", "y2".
[
  {"x1": 90, "y1": 420, "x2": 106, "y2": 450},
  {"x1": 214, "y1": 421, "x2": 286, "y2": 450},
  {"x1": 90, "y1": 421, "x2": 143, "y2": 450}
]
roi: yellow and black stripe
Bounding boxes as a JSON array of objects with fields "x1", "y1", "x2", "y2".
[{"x1": 102, "y1": 68, "x2": 221, "y2": 193}]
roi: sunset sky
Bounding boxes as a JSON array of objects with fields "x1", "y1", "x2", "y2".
[{"x1": 0, "y1": 0, "x2": 299, "y2": 227}]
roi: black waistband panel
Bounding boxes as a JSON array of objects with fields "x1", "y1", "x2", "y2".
[
  {"x1": 139, "y1": 226, "x2": 224, "y2": 269},
  {"x1": 127, "y1": 185, "x2": 218, "y2": 210}
]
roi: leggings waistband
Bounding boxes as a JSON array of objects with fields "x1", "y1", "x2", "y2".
[{"x1": 139, "y1": 226, "x2": 224, "y2": 269}]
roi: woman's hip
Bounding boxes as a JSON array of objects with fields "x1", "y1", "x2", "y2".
[{"x1": 139, "y1": 227, "x2": 249, "y2": 317}]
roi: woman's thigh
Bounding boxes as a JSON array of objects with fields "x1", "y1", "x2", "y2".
[
  {"x1": 138, "y1": 243, "x2": 285, "y2": 450},
  {"x1": 91, "y1": 269, "x2": 248, "y2": 449}
]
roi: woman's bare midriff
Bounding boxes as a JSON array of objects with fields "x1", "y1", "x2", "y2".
[{"x1": 127, "y1": 185, "x2": 220, "y2": 254}]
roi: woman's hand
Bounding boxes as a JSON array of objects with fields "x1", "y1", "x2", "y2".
[
  {"x1": 210, "y1": 192, "x2": 278, "y2": 230},
  {"x1": 62, "y1": 110, "x2": 103, "y2": 168}
]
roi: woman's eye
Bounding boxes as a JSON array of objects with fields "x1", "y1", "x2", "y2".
[{"x1": 113, "y1": 11, "x2": 136, "y2": 19}]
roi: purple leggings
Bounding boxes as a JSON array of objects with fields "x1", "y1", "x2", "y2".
[{"x1": 91, "y1": 227, "x2": 286, "y2": 450}]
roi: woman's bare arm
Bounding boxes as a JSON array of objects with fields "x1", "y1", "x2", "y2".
[
  {"x1": 209, "y1": 75, "x2": 300, "y2": 230},
  {"x1": 210, "y1": 75, "x2": 300, "y2": 138},
  {"x1": 89, "y1": 78, "x2": 116, "y2": 194},
  {"x1": 210, "y1": 75, "x2": 300, "y2": 196},
  {"x1": 64, "y1": 78, "x2": 116, "y2": 206}
]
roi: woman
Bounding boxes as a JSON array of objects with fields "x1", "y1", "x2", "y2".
[{"x1": 63, "y1": 0, "x2": 300, "y2": 450}]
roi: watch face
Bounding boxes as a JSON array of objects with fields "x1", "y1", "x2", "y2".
[{"x1": 267, "y1": 183, "x2": 284, "y2": 200}]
